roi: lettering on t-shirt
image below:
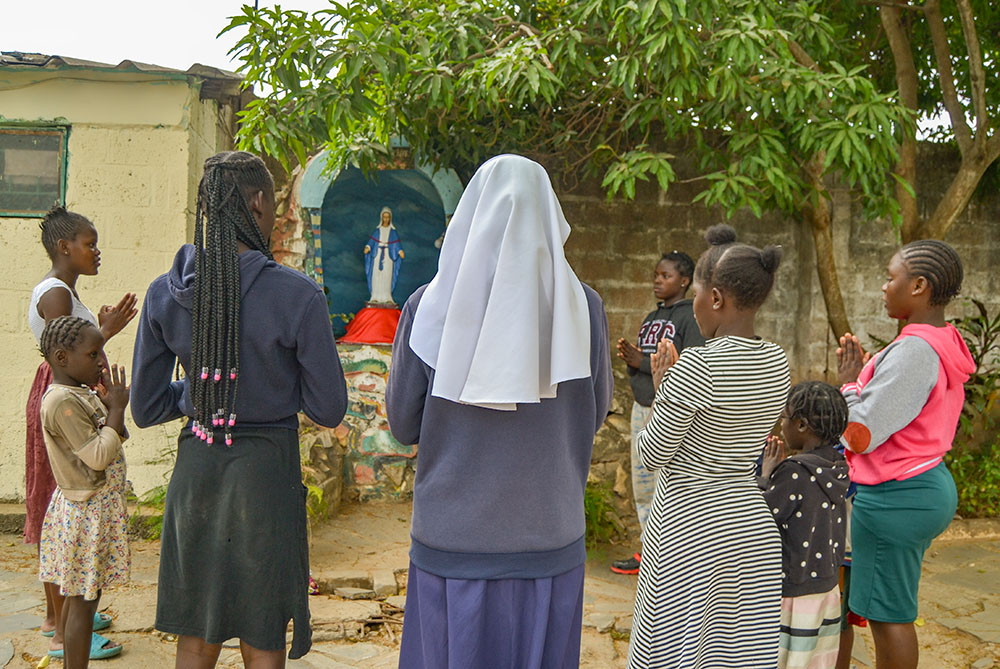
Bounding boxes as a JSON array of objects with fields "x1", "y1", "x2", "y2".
[{"x1": 637, "y1": 319, "x2": 676, "y2": 353}]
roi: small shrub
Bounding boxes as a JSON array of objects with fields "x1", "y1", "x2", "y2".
[
  {"x1": 584, "y1": 481, "x2": 623, "y2": 549},
  {"x1": 946, "y1": 441, "x2": 1000, "y2": 518},
  {"x1": 129, "y1": 484, "x2": 167, "y2": 539}
]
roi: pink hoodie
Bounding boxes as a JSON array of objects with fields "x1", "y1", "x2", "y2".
[{"x1": 843, "y1": 323, "x2": 975, "y2": 485}]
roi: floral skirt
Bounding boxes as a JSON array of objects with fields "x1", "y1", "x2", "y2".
[{"x1": 38, "y1": 456, "x2": 130, "y2": 600}]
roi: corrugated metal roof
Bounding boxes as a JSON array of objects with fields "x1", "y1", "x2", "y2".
[{"x1": 0, "y1": 52, "x2": 244, "y2": 101}]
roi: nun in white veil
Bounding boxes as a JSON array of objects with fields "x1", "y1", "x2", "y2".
[{"x1": 386, "y1": 154, "x2": 613, "y2": 669}]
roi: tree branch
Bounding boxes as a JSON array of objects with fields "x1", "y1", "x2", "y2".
[
  {"x1": 924, "y1": 0, "x2": 973, "y2": 154},
  {"x1": 879, "y1": 4, "x2": 920, "y2": 240},
  {"x1": 954, "y1": 0, "x2": 988, "y2": 143},
  {"x1": 785, "y1": 39, "x2": 819, "y2": 72}
]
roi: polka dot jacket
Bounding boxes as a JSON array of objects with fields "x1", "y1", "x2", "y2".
[{"x1": 761, "y1": 444, "x2": 850, "y2": 597}]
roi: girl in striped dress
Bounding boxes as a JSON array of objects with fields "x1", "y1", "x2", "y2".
[{"x1": 628, "y1": 225, "x2": 790, "y2": 668}]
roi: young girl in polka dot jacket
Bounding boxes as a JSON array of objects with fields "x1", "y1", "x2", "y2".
[{"x1": 761, "y1": 381, "x2": 851, "y2": 669}]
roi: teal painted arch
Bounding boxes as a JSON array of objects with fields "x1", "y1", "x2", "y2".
[{"x1": 299, "y1": 150, "x2": 463, "y2": 215}]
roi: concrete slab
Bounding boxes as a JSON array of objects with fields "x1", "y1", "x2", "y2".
[
  {"x1": 0, "y1": 614, "x2": 39, "y2": 636},
  {"x1": 583, "y1": 612, "x2": 616, "y2": 633},
  {"x1": 0, "y1": 593, "x2": 40, "y2": 616},
  {"x1": 372, "y1": 570, "x2": 397, "y2": 597},
  {"x1": 0, "y1": 639, "x2": 13, "y2": 667},
  {"x1": 315, "y1": 570, "x2": 372, "y2": 592},
  {"x1": 383, "y1": 595, "x2": 406, "y2": 611},
  {"x1": 310, "y1": 598, "x2": 381, "y2": 625},
  {"x1": 287, "y1": 653, "x2": 354, "y2": 668},
  {"x1": 322, "y1": 642, "x2": 382, "y2": 663}
]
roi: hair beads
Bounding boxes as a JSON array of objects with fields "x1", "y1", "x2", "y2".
[{"x1": 189, "y1": 152, "x2": 273, "y2": 446}]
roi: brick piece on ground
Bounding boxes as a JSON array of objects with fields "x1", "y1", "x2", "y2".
[
  {"x1": 372, "y1": 570, "x2": 398, "y2": 597},
  {"x1": 383, "y1": 595, "x2": 406, "y2": 612},
  {"x1": 314, "y1": 569, "x2": 373, "y2": 593},
  {"x1": 334, "y1": 587, "x2": 377, "y2": 600}
]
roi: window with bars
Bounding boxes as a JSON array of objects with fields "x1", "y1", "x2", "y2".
[{"x1": 0, "y1": 126, "x2": 68, "y2": 217}]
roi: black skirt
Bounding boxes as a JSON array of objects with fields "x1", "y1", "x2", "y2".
[{"x1": 155, "y1": 426, "x2": 311, "y2": 659}]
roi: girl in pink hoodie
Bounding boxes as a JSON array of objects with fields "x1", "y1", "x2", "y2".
[{"x1": 836, "y1": 239, "x2": 974, "y2": 669}]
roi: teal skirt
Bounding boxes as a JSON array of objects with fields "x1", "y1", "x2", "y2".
[{"x1": 849, "y1": 462, "x2": 956, "y2": 623}]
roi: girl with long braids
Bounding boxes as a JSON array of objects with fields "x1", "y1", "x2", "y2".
[
  {"x1": 131, "y1": 151, "x2": 347, "y2": 667},
  {"x1": 836, "y1": 240, "x2": 973, "y2": 669}
]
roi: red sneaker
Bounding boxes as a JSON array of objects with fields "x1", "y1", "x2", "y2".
[{"x1": 610, "y1": 552, "x2": 641, "y2": 575}]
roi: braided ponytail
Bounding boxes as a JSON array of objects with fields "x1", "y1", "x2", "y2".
[{"x1": 190, "y1": 151, "x2": 274, "y2": 446}]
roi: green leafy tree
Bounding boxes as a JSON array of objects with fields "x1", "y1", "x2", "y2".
[{"x1": 224, "y1": 0, "x2": 913, "y2": 336}]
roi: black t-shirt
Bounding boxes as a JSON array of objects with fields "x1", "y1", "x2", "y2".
[{"x1": 627, "y1": 299, "x2": 704, "y2": 406}]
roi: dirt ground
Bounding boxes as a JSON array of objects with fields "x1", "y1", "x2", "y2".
[{"x1": 1, "y1": 503, "x2": 998, "y2": 668}]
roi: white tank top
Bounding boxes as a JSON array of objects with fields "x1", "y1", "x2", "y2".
[{"x1": 28, "y1": 277, "x2": 99, "y2": 344}]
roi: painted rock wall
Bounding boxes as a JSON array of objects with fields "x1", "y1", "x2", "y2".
[{"x1": 336, "y1": 343, "x2": 416, "y2": 501}]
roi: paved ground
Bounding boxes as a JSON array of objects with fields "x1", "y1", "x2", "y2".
[{"x1": 0, "y1": 503, "x2": 998, "y2": 667}]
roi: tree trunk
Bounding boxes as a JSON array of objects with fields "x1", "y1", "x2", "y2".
[
  {"x1": 918, "y1": 155, "x2": 994, "y2": 240},
  {"x1": 880, "y1": 5, "x2": 921, "y2": 242},
  {"x1": 803, "y1": 155, "x2": 851, "y2": 339},
  {"x1": 808, "y1": 199, "x2": 852, "y2": 340}
]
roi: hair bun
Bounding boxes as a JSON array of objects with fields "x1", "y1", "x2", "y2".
[
  {"x1": 704, "y1": 224, "x2": 737, "y2": 246},
  {"x1": 759, "y1": 245, "x2": 783, "y2": 274}
]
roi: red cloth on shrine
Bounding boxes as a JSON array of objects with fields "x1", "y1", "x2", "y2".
[{"x1": 340, "y1": 306, "x2": 401, "y2": 345}]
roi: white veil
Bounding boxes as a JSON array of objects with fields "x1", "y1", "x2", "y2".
[{"x1": 408, "y1": 154, "x2": 591, "y2": 410}]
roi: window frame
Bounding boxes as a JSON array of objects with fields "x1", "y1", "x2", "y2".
[{"x1": 0, "y1": 125, "x2": 70, "y2": 218}]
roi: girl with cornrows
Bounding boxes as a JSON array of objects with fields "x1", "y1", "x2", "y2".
[
  {"x1": 628, "y1": 224, "x2": 790, "y2": 668},
  {"x1": 131, "y1": 151, "x2": 348, "y2": 667},
  {"x1": 27, "y1": 207, "x2": 136, "y2": 655},
  {"x1": 37, "y1": 316, "x2": 131, "y2": 666},
  {"x1": 836, "y1": 240, "x2": 973, "y2": 669}
]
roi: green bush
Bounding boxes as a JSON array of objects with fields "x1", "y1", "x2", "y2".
[
  {"x1": 946, "y1": 442, "x2": 1000, "y2": 518},
  {"x1": 128, "y1": 484, "x2": 167, "y2": 539},
  {"x1": 584, "y1": 481, "x2": 623, "y2": 549},
  {"x1": 947, "y1": 298, "x2": 1000, "y2": 517}
]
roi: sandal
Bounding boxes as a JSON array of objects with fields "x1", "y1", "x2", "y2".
[
  {"x1": 40, "y1": 612, "x2": 111, "y2": 637},
  {"x1": 47, "y1": 632, "x2": 122, "y2": 660}
]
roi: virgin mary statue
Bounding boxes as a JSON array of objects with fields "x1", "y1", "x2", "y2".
[{"x1": 363, "y1": 206, "x2": 404, "y2": 305}]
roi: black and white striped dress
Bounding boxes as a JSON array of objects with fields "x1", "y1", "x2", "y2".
[{"x1": 628, "y1": 336, "x2": 790, "y2": 668}]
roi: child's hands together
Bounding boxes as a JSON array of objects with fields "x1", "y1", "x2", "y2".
[
  {"x1": 836, "y1": 332, "x2": 870, "y2": 385},
  {"x1": 651, "y1": 339, "x2": 679, "y2": 390},
  {"x1": 98, "y1": 293, "x2": 138, "y2": 338},
  {"x1": 616, "y1": 338, "x2": 643, "y2": 369},
  {"x1": 761, "y1": 435, "x2": 786, "y2": 481},
  {"x1": 98, "y1": 364, "x2": 130, "y2": 412}
]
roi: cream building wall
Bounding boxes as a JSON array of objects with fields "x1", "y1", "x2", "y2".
[{"x1": 0, "y1": 64, "x2": 239, "y2": 501}]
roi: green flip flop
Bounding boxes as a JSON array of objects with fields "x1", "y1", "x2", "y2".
[
  {"x1": 40, "y1": 611, "x2": 111, "y2": 637},
  {"x1": 47, "y1": 632, "x2": 122, "y2": 660}
]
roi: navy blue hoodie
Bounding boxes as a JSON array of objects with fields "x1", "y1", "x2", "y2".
[{"x1": 131, "y1": 245, "x2": 347, "y2": 430}]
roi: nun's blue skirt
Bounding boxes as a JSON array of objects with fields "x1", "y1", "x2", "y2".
[{"x1": 398, "y1": 561, "x2": 586, "y2": 669}]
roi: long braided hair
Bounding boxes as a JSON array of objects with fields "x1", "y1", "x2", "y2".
[
  {"x1": 899, "y1": 239, "x2": 963, "y2": 306},
  {"x1": 190, "y1": 151, "x2": 274, "y2": 446},
  {"x1": 786, "y1": 381, "x2": 849, "y2": 446},
  {"x1": 39, "y1": 315, "x2": 96, "y2": 358}
]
